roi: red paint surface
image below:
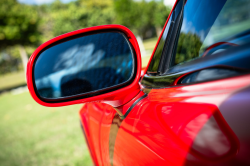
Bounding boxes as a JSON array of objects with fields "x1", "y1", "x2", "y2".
[{"x1": 79, "y1": 74, "x2": 250, "y2": 166}]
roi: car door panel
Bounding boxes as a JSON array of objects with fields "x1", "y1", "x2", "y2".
[
  {"x1": 112, "y1": 74, "x2": 250, "y2": 165},
  {"x1": 114, "y1": 99, "x2": 187, "y2": 166},
  {"x1": 79, "y1": 91, "x2": 147, "y2": 166},
  {"x1": 78, "y1": 37, "x2": 250, "y2": 165},
  {"x1": 79, "y1": 74, "x2": 250, "y2": 166},
  {"x1": 80, "y1": 102, "x2": 117, "y2": 166}
]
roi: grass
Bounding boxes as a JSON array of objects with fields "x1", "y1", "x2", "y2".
[
  {"x1": 142, "y1": 55, "x2": 152, "y2": 68},
  {"x1": 0, "y1": 91, "x2": 92, "y2": 166},
  {"x1": 143, "y1": 37, "x2": 158, "y2": 51},
  {"x1": 0, "y1": 37, "x2": 158, "y2": 166},
  {"x1": 0, "y1": 71, "x2": 26, "y2": 91},
  {"x1": 142, "y1": 37, "x2": 158, "y2": 67}
]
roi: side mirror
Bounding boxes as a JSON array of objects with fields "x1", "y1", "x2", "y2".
[{"x1": 27, "y1": 25, "x2": 141, "y2": 107}]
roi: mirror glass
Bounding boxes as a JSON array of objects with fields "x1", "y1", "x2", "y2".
[{"x1": 34, "y1": 32, "x2": 134, "y2": 99}]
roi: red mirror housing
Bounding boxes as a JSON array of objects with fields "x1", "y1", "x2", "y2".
[{"x1": 27, "y1": 25, "x2": 141, "y2": 107}]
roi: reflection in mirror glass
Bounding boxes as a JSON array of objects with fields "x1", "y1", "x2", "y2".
[{"x1": 34, "y1": 32, "x2": 134, "y2": 99}]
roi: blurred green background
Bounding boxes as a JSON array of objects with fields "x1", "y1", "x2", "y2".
[{"x1": 0, "y1": 0, "x2": 172, "y2": 165}]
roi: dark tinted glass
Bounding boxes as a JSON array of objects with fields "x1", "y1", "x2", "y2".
[
  {"x1": 34, "y1": 32, "x2": 134, "y2": 99},
  {"x1": 171, "y1": 0, "x2": 250, "y2": 67}
]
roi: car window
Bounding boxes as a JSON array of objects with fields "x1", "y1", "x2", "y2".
[
  {"x1": 170, "y1": 0, "x2": 250, "y2": 68},
  {"x1": 147, "y1": 0, "x2": 183, "y2": 74}
]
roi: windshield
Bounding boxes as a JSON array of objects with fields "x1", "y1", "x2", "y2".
[{"x1": 171, "y1": 0, "x2": 250, "y2": 67}]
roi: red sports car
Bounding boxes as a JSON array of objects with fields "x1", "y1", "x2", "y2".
[{"x1": 27, "y1": 0, "x2": 250, "y2": 165}]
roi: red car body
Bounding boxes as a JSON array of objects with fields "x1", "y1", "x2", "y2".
[
  {"x1": 80, "y1": 75, "x2": 250, "y2": 165},
  {"x1": 27, "y1": 0, "x2": 250, "y2": 165}
]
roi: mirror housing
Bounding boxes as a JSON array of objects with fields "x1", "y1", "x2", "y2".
[{"x1": 27, "y1": 25, "x2": 141, "y2": 107}]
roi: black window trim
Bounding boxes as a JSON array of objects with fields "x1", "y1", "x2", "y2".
[
  {"x1": 146, "y1": 0, "x2": 185, "y2": 75},
  {"x1": 157, "y1": 0, "x2": 185, "y2": 75}
]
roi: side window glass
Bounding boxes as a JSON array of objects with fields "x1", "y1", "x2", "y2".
[{"x1": 170, "y1": 0, "x2": 250, "y2": 68}]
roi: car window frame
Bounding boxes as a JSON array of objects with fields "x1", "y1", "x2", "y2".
[{"x1": 146, "y1": 0, "x2": 185, "y2": 75}]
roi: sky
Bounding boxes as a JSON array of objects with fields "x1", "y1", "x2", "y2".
[
  {"x1": 18, "y1": 0, "x2": 176, "y2": 6},
  {"x1": 163, "y1": 0, "x2": 176, "y2": 6}
]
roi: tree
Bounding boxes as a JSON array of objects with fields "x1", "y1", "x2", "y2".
[
  {"x1": 152, "y1": 1, "x2": 171, "y2": 37},
  {"x1": 174, "y1": 32, "x2": 202, "y2": 65},
  {"x1": 40, "y1": 0, "x2": 115, "y2": 38},
  {"x1": 114, "y1": 0, "x2": 171, "y2": 39},
  {"x1": 0, "y1": 0, "x2": 40, "y2": 73}
]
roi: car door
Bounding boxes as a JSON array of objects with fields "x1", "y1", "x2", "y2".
[{"x1": 111, "y1": 0, "x2": 250, "y2": 165}]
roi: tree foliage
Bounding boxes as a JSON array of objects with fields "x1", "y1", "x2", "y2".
[
  {"x1": 0, "y1": 0, "x2": 40, "y2": 74},
  {"x1": 174, "y1": 32, "x2": 202, "y2": 65},
  {"x1": 0, "y1": 0, "x2": 40, "y2": 47},
  {"x1": 114, "y1": 0, "x2": 171, "y2": 38},
  {"x1": 40, "y1": 0, "x2": 115, "y2": 38},
  {"x1": 0, "y1": 0, "x2": 171, "y2": 74}
]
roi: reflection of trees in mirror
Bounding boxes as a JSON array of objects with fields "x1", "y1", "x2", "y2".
[{"x1": 174, "y1": 32, "x2": 202, "y2": 66}]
